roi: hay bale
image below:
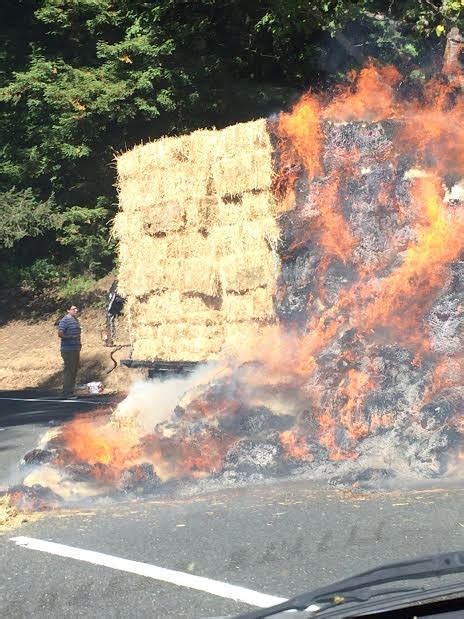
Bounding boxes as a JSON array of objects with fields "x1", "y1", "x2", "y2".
[
  {"x1": 127, "y1": 257, "x2": 220, "y2": 298},
  {"x1": 166, "y1": 231, "x2": 216, "y2": 259},
  {"x1": 112, "y1": 210, "x2": 144, "y2": 242},
  {"x1": 146, "y1": 165, "x2": 211, "y2": 201},
  {"x1": 184, "y1": 197, "x2": 219, "y2": 230},
  {"x1": 118, "y1": 236, "x2": 168, "y2": 296},
  {"x1": 222, "y1": 288, "x2": 274, "y2": 321},
  {"x1": 132, "y1": 321, "x2": 225, "y2": 361},
  {"x1": 119, "y1": 235, "x2": 220, "y2": 298},
  {"x1": 115, "y1": 118, "x2": 279, "y2": 362},
  {"x1": 212, "y1": 120, "x2": 271, "y2": 157},
  {"x1": 210, "y1": 218, "x2": 279, "y2": 258},
  {"x1": 141, "y1": 134, "x2": 195, "y2": 167},
  {"x1": 213, "y1": 191, "x2": 277, "y2": 227},
  {"x1": 142, "y1": 200, "x2": 186, "y2": 234},
  {"x1": 212, "y1": 151, "x2": 272, "y2": 196},
  {"x1": 118, "y1": 133, "x2": 201, "y2": 179},
  {"x1": 117, "y1": 148, "x2": 142, "y2": 182},
  {"x1": 118, "y1": 139, "x2": 213, "y2": 207},
  {"x1": 222, "y1": 321, "x2": 268, "y2": 357},
  {"x1": 210, "y1": 120, "x2": 273, "y2": 195},
  {"x1": 178, "y1": 257, "x2": 220, "y2": 296},
  {"x1": 220, "y1": 251, "x2": 275, "y2": 293},
  {"x1": 130, "y1": 291, "x2": 222, "y2": 326}
]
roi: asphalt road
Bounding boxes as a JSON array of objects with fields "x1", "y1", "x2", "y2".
[{"x1": 1, "y1": 392, "x2": 464, "y2": 619}]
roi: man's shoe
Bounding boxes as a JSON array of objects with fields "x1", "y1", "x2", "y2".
[{"x1": 63, "y1": 394, "x2": 79, "y2": 400}]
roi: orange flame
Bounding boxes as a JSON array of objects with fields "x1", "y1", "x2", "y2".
[
  {"x1": 278, "y1": 93, "x2": 322, "y2": 179},
  {"x1": 56, "y1": 416, "x2": 142, "y2": 482},
  {"x1": 35, "y1": 60, "x2": 464, "y2": 490},
  {"x1": 280, "y1": 430, "x2": 313, "y2": 461},
  {"x1": 276, "y1": 93, "x2": 322, "y2": 211},
  {"x1": 325, "y1": 64, "x2": 401, "y2": 121},
  {"x1": 338, "y1": 369, "x2": 373, "y2": 440},
  {"x1": 289, "y1": 173, "x2": 356, "y2": 262},
  {"x1": 359, "y1": 174, "x2": 464, "y2": 337}
]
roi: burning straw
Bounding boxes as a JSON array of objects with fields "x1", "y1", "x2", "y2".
[{"x1": 4, "y1": 62, "x2": 464, "y2": 514}]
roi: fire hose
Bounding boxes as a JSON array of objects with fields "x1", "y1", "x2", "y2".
[{"x1": 106, "y1": 344, "x2": 132, "y2": 374}]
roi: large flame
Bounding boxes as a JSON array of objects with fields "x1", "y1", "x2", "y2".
[
  {"x1": 325, "y1": 64, "x2": 402, "y2": 121},
  {"x1": 13, "y1": 62, "x2": 464, "y2": 502}
]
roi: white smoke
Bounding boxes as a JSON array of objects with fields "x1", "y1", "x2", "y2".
[{"x1": 111, "y1": 363, "x2": 219, "y2": 434}]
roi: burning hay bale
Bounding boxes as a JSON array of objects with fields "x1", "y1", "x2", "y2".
[
  {"x1": 4, "y1": 63, "x2": 464, "y2": 511},
  {"x1": 119, "y1": 463, "x2": 161, "y2": 495},
  {"x1": 222, "y1": 437, "x2": 286, "y2": 479},
  {"x1": 22, "y1": 448, "x2": 54, "y2": 466},
  {"x1": 2, "y1": 484, "x2": 63, "y2": 512}
]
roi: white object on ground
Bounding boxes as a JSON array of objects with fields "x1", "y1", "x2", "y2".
[{"x1": 86, "y1": 381, "x2": 104, "y2": 394}]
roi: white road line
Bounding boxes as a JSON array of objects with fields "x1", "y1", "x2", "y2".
[
  {"x1": 11, "y1": 536, "x2": 287, "y2": 608},
  {"x1": 0, "y1": 397, "x2": 101, "y2": 404}
]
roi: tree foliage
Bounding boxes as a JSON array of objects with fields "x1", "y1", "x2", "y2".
[
  {"x1": 0, "y1": 187, "x2": 55, "y2": 249},
  {"x1": 1, "y1": 0, "x2": 462, "y2": 288}
]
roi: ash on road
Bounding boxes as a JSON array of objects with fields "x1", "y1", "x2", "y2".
[
  {"x1": 1, "y1": 393, "x2": 464, "y2": 619},
  {"x1": 2, "y1": 479, "x2": 464, "y2": 619}
]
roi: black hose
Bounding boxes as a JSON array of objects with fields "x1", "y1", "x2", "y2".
[{"x1": 106, "y1": 344, "x2": 132, "y2": 374}]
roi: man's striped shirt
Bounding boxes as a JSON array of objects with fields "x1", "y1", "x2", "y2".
[{"x1": 58, "y1": 316, "x2": 81, "y2": 351}]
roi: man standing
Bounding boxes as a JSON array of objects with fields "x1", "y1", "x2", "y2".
[{"x1": 58, "y1": 304, "x2": 82, "y2": 398}]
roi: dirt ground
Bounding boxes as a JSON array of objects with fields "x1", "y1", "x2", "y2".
[{"x1": 0, "y1": 297, "x2": 144, "y2": 394}]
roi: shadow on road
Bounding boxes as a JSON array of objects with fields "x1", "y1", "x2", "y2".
[{"x1": 0, "y1": 389, "x2": 116, "y2": 428}]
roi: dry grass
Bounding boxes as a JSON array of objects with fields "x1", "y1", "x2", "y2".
[
  {"x1": 114, "y1": 119, "x2": 280, "y2": 361},
  {"x1": 0, "y1": 496, "x2": 45, "y2": 532},
  {"x1": 0, "y1": 308, "x2": 143, "y2": 393}
]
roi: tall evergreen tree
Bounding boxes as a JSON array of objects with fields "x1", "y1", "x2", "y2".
[{"x1": 0, "y1": 1, "x2": 462, "y2": 287}]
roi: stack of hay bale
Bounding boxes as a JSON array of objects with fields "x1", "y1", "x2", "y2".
[{"x1": 114, "y1": 120, "x2": 279, "y2": 362}]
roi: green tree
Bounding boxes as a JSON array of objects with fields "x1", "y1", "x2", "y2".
[
  {"x1": 1, "y1": 1, "x2": 462, "y2": 290},
  {"x1": 0, "y1": 187, "x2": 55, "y2": 249}
]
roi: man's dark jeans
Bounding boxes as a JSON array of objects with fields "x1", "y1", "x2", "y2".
[{"x1": 61, "y1": 350, "x2": 80, "y2": 396}]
